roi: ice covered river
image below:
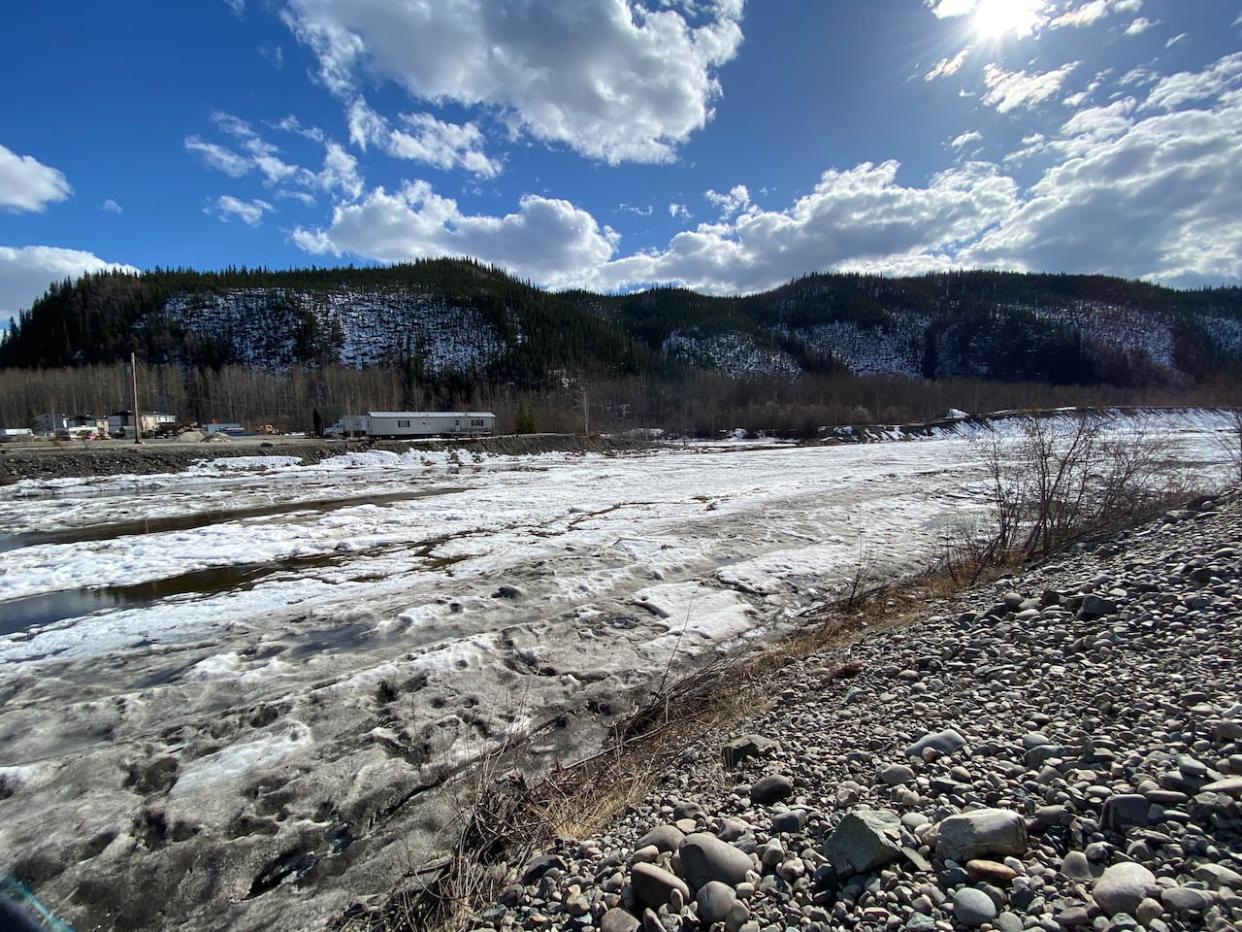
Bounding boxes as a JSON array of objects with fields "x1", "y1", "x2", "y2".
[{"x1": 0, "y1": 413, "x2": 1232, "y2": 930}]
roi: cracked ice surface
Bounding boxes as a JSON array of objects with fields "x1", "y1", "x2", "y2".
[{"x1": 0, "y1": 430, "x2": 1229, "y2": 931}]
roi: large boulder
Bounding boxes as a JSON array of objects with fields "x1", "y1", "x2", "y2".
[
  {"x1": 936, "y1": 809, "x2": 1027, "y2": 862},
  {"x1": 630, "y1": 862, "x2": 690, "y2": 910},
  {"x1": 678, "y1": 833, "x2": 753, "y2": 891},
  {"x1": 1094, "y1": 862, "x2": 1158, "y2": 916},
  {"x1": 822, "y1": 808, "x2": 903, "y2": 877}
]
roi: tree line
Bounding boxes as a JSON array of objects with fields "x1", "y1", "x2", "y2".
[{"x1": 2, "y1": 363, "x2": 1238, "y2": 437}]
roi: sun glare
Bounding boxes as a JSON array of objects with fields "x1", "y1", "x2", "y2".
[{"x1": 972, "y1": 0, "x2": 1045, "y2": 40}]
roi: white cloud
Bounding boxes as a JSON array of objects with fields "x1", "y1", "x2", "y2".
[
  {"x1": 276, "y1": 189, "x2": 317, "y2": 207},
  {"x1": 259, "y1": 43, "x2": 285, "y2": 69},
  {"x1": 223, "y1": 0, "x2": 244, "y2": 15},
  {"x1": 1143, "y1": 52, "x2": 1242, "y2": 111},
  {"x1": 279, "y1": 0, "x2": 745, "y2": 164},
  {"x1": 346, "y1": 98, "x2": 501, "y2": 178},
  {"x1": 185, "y1": 136, "x2": 251, "y2": 177},
  {"x1": 206, "y1": 195, "x2": 275, "y2": 226},
  {"x1": 287, "y1": 53, "x2": 1242, "y2": 294},
  {"x1": 0, "y1": 246, "x2": 137, "y2": 326},
  {"x1": 1123, "y1": 17, "x2": 1158, "y2": 36},
  {"x1": 100, "y1": 199, "x2": 123, "y2": 214},
  {"x1": 949, "y1": 130, "x2": 983, "y2": 150},
  {"x1": 926, "y1": 48, "x2": 972, "y2": 82},
  {"x1": 619, "y1": 203, "x2": 654, "y2": 217},
  {"x1": 669, "y1": 202, "x2": 692, "y2": 221},
  {"x1": 274, "y1": 115, "x2": 326, "y2": 143},
  {"x1": 983, "y1": 62, "x2": 1079, "y2": 113},
  {"x1": 292, "y1": 182, "x2": 618, "y2": 288},
  {"x1": 704, "y1": 184, "x2": 751, "y2": 218},
  {"x1": 965, "y1": 85, "x2": 1242, "y2": 285},
  {"x1": 1051, "y1": 0, "x2": 1141, "y2": 29},
  {"x1": 595, "y1": 161, "x2": 1020, "y2": 292},
  {"x1": 1165, "y1": 32, "x2": 1187, "y2": 48},
  {"x1": 0, "y1": 144, "x2": 73, "y2": 213},
  {"x1": 187, "y1": 114, "x2": 364, "y2": 199}
]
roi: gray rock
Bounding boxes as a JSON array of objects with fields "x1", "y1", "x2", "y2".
[
  {"x1": 749, "y1": 774, "x2": 794, "y2": 805},
  {"x1": 905, "y1": 729, "x2": 967, "y2": 758},
  {"x1": 994, "y1": 912, "x2": 1023, "y2": 932},
  {"x1": 635, "y1": 824, "x2": 686, "y2": 853},
  {"x1": 521, "y1": 853, "x2": 567, "y2": 884},
  {"x1": 1080, "y1": 594, "x2": 1117, "y2": 619},
  {"x1": 1193, "y1": 863, "x2": 1242, "y2": 890},
  {"x1": 631, "y1": 862, "x2": 690, "y2": 910},
  {"x1": 1160, "y1": 885, "x2": 1213, "y2": 913},
  {"x1": 1135, "y1": 898, "x2": 1164, "y2": 926},
  {"x1": 1059, "y1": 851, "x2": 1095, "y2": 883},
  {"x1": 678, "y1": 833, "x2": 753, "y2": 891},
  {"x1": 953, "y1": 887, "x2": 998, "y2": 927},
  {"x1": 936, "y1": 809, "x2": 1028, "y2": 862},
  {"x1": 1199, "y1": 776, "x2": 1242, "y2": 797},
  {"x1": 601, "y1": 907, "x2": 641, "y2": 932},
  {"x1": 721, "y1": 734, "x2": 780, "y2": 770},
  {"x1": 770, "y1": 809, "x2": 808, "y2": 833},
  {"x1": 695, "y1": 881, "x2": 737, "y2": 925},
  {"x1": 1102, "y1": 794, "x2": 1153, "y2": 831},
  {"x1": 823, "y1": 808, "x2": 904, "y2": 877},
  {"x1": 879, "y1": 763, "x2": 916, "y2": 786},
  {"x1": 1094, "y1": 862, "x2": 1158, "y2": 916}
]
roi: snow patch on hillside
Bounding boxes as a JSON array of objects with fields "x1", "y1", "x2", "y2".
[
  {"x1": 161, "y1": 288, "x2": 509, "y2": 372},
  {"x1": 662, "y1": 331, "x2": 800, "y2": 377}
]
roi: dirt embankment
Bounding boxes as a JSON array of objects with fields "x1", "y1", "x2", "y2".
[{"x1": 0, "y1": 434, "x2": 654, "y2": 483}]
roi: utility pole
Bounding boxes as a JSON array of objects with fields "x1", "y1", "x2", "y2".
[{"x1": 130, "y1": 351, "x2": 143, "y2": 445}]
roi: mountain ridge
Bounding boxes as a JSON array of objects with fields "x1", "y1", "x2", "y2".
[{"x1": 3, "y1": 259, "x2": 1241, "y2": 387}]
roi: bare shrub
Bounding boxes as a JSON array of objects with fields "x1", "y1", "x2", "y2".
[
  {"x1": 978, "y1": 412, "x2": 1186, "y2": 561},
  {"x1": 1217, "y1": 409, "x2": 1242, "y2": 485}
]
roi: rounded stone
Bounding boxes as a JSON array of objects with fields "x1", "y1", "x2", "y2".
[
  {"x1": 952, "y1": 887, "x2": 998, "y2": 927},
  {"x1": 695, "y1": 881, "x2": 737, "y2": 925},
  {"x1": 1094, "y1": 862, "x2": 1158, "y2": 916},
  {"x1": 679, "y1": 833, "x2": 754, "y2": 891}
]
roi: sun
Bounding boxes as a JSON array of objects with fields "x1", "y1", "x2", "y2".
[{"x1": 972, "y1": 0, "x2": 1046, "y2": 40}]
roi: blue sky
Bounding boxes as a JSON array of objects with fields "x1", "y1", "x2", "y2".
[{"x1": 2, "y1": 0, "x2": 1241, "y2": 328}]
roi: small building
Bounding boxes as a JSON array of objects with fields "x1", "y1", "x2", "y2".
[
  {"x1": 67, "y1": 414, "x2": 108, "y2": 432},
  {"x1": 0, "y1": 427, "x2": 33, "y2": 442},
  {"x1": 107, "y1": 410, "x2": 177, "y2": 437},
  {"x1": 356, "y1": 411, "x2": 496, "y2": 438},
  {"x1": 34, "y1": 413, "x2": 67, "y2": 434}
]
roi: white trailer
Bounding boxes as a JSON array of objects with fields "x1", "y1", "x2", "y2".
[{"x1": 363, "y1": 411, "x2": 495, "y2": 438}]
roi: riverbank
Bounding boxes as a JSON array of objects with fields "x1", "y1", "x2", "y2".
[
  {"x1": 0, "y1": 434, "x2": 653, "y2": 482},
  {"x1": 424, "y1": 493, "x2": 1242, "y2": 932}
]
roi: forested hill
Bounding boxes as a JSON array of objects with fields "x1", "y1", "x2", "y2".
[{"x1": 3, "y1": 259, "x2": 1242, "y2": 387}]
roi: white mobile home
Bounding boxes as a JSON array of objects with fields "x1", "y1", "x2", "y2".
[{"x1": 362, "y1": 411, "x2": 495, "y2": 438}]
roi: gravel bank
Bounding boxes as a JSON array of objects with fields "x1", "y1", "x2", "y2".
[
  {"x1": 0, "y1": 434, "x2": 650, "y2": 481},
  {"x1": 471, "y1": 494, "x2": 1242, "y2": 932}
]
